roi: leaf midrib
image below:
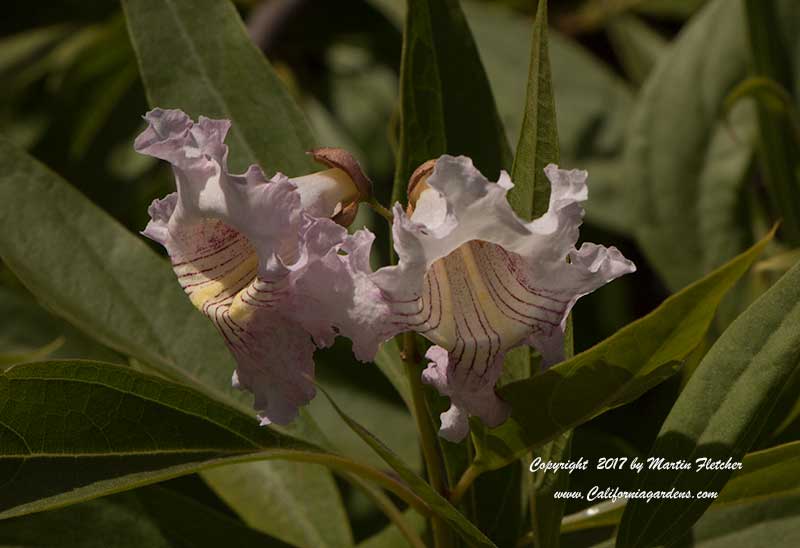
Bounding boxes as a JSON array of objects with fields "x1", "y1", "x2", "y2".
[{"x1": 3, "y1": 367, "x2": 267, "y2": 449}]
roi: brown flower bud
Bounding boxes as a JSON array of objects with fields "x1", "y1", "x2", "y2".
[
  {"x1": 406, "y1": 159, "x2": 436, "y2": 215},
  {"x1": 308, "y1": 147, "x2": 373, "y2": 201}
]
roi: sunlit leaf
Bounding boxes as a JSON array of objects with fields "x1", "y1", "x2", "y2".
[
  {"x1": 508, "y1": 0, "x2": 558, "y2": 221},
  {"x1": 617, "y1": 259, "x2": 800, "y2": 548},
  {"x1": 202, "y1": 462, "x2": 353, "y2": 547}
]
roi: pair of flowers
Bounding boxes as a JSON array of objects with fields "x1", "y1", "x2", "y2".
[{"x1": 136, "y1": 109, "x2": 635, "y2": 442}]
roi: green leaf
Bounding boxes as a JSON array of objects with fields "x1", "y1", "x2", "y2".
[
  {"x1": 744, "y1": 0, "x2": 800, "y2": 244},
  {"x1": 559, "y1": 440, "x2": 800, "y2": 536},
  {"x1": 472, "y1": 463, "x2": 524, "y2": 547},
  {"x1": 0, "y1": 493, "x2": 174, "y2": 548},
  {"x1": 634, "y1": 0, "x2": 709, "y2": 19},
  {"x1": 616, "y1": 259, "x2": 800, "y2": 548},
  {"x1": 626, "y1": 0, "x2": 761, "y2": 291},
  {"x1": 0, "y1": 359, "x2": 420, "y2": 531},
  {"x1": 373, "y1": 338, "x2": 413, "y2": 410},
  {"x1": 716, "y1": 440, "x2": 800, "y2": 506},
  {"x1": 318, "y1": 386, "x2": 498, "y2": 548},
  {"x1": 508, "y1": 0, "x2": 558, "y2": 221},
  {"x1": 585, "y1": 495, "x2": 800, "y2": 548},
  {"x1": 122, "y1": 0, "x2": 315, "y2": 175},
  {"x1": 562, "y1": 0, "x2": 708, "y2": 33},
  {"x1": 0, "y1": 285, "x2": 121, "y2": 365},
  {"x1": 0, "y1": 485, "x2": 293, "y2": 548},
  {"x1": 528, "y1": 432, "x2": 572, "y2": 548},
  {"x1": 0, "y1": 359, "x2": 311, "y2": 519},
  {"x1": 506, "y1": 4, "x2": 570, "y2": 547},
  {"x1": 310, "y1": 373, "x2": 421, "y2": 473},
  {"x1": 472, "y1": 229, "x2": 774, "y2": 471},
  {"x1": 392, "y1": 0, "x2": 512, "y2": 205},
  {"x1": 0, "y1": 136, "x2": 248, "y2": 413},
  {"x1": 201, "y1": 462, "x2": 353, "y2": 548},
  {"x1": 606, "y1": 14, "x2": 667, "y2": 86},
  {"x1": 357, "y1": 509, "x2": 426, "y2": 548},
  {"x1": 134, "y1": 485, "x2": 294, "y2": 547},
  {"x1": 683, "y1": 494, "x2": 800, "y2": 547}
]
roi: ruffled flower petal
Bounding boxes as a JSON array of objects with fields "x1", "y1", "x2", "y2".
[
  {"x1": 371, "y1": 156, "x2": 635, "y2": 440},
  {"x1": 136, "y1": 108, "x2": 375, "y2": 425}
]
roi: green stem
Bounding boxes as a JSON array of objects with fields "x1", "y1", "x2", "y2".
[
  {"x1": 368, "y1": 197, "x2": 395, "y2": 224},
  {"x1": 402, "y1": 332, "x2": 449, "y2": 548},
  {"x1": 448, "y1": 462, "x2": 481, "y2": 505}
]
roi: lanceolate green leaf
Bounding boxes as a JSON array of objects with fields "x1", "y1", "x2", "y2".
[
  {"x1": 508, "y1": 0, "x2": 558, "y2": 222},
  {"x1": 626, "y1": 0, "x2": 759, "y2": 291},
  {"x1": 744, "y1": 0, "x2": 800, "y2": 244},
  {"x1": 373, "y1": 338, "x2": 413, "y2": 410},
  {"x1": 617, "y1": 259, "x2": 800, "y2": 548},
  {"x1": 472, "y1": 229, "x2": 774, "y2": 471},
  {"x1": 0, "y1": 485, "x2": 293, "y2": 548},
  {"x1": 122, "y1": 0, "x2": 315, "y2": 174},
  {"x1": 687, "y1": 494, "x2": 800, "y2": 548},
  {"x1": 0, "y1": 493, "x2": 175, "y2": 548},
  {"x1": 606, "y1": 14, "x2": 667, "y2": 86},
  {"x1": 0, "y1": 286, "x2": 121, "y2": 365},
  {"x1": 358, "y1": 509, "x2": 426, "y2": 548},
  {"x1": 202, "y1": 461, "x2": 353, "y2": 547},
  {"x1": 559, "y1": 440, "x2": 800, "y2": 534},
  {"x1": 716, "y1": 440, "x2": 800, "y2": 506},
  {"x1": 134, "y1": 486, "x2": 294, "y2": 547},
  {"x1": 0, "y1": 360, "x2": 423, "y2": 522},
  {"x1": 528, "y1": 432, "x2": 572, "y2": 548},
  {"x1": 392, "y1": 0, "x2": 512, "y2": 205},
  {"x1": 507, "y1": 5, "x2": 570, "y2": 547},
  {"x1": 0, "y1": 359, "x2": 304, "y2": 519},
  {"x1": 585, "y1": 496, "x2": 800, "y2": 548}
]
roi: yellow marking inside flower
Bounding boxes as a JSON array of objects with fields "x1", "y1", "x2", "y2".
[
  {"x1": 458, "y1": 243, "x2": 526, "y2": 344},
  {"x1": 423, "y1": 241, "x2": 541, "y2": 355},
  {"x1": 187, "y1": 252, "x2": 258, "y2": 310},
  {"x1": 229, "y1": 291, "x2": 258, "y2": 322}
]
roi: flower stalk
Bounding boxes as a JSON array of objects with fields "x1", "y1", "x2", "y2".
[
  {"x1": 367, "y1": 196, "x2": 395, "y2": 223},
  {"x1": 448, "y1": 462, "x2": 481, "y2": 505},
  {"x1": 403, "y1": 331, "x2": 450, "y2": 548}
]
